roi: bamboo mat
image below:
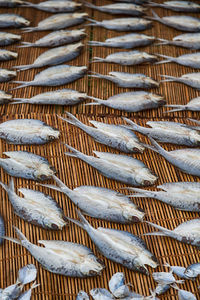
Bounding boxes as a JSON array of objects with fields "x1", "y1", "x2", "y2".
[{"x1": 0, "y1": 0, "x2": 200, "y2": 299}]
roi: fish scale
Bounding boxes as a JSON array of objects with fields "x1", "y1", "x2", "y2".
[{"x1": 22, "y1": 0, "x2": 82, "y2": 13}]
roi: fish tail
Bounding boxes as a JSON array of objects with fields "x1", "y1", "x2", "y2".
[
  {"x1": 146, "y1": 1, "x2": 159, "y2": 7},
  {"x1": 171, "y1": 283, "x2": 179, "y2": 290},
  {"x1": 1, "y1": 226, "x2": 29, "y2": 246},
  {"x1": 122, "y1": 117, "x2": 142, "y2": 131},
  {"x1": 150, "y1": 9, "x2": 161, "y2": 21},
  {"x1": 160, "y1": 74, "x2": 176, "y2": 82},
  {"x1": 176, "y1": 279, "x2": 185, "y2": 284},
  {"x1": 88, "y1": 71, "x2": 103, "y2": 79},
  {"x1": 164, "y1": 104, "x2": 185, "y2": 113},
  {"x1": 66, "y1": 209, "x2": 90, "y2": 230},
  {"x1": 57, "y1": 112, "x2": 84, "y2": 130},
  {"x1": 39, "y1": 175, "x2": 72, "y2": 194},
  {"x1": 90, "y1": 57, "x2": 105, "y2": 63},
  {"x1": 0, "y1": 181, "x2": 9, "y2": 193},
  {"x1": 9, "y1": 81, "x2": 31, "y2": 91},
  {"x1": 17, "y1": 42, "x2": 34, "y2": 48},
  {"x1": 126, "y1": 188, "x2": 157, "y2": 198},
  {"x1": 155, "y1": 38, "x2": 169, "y2": 46},
  {"x1": 88, "y1": 41, "x2": 103, "y2": 47},
  {"x1": 148, "y1": 137, "x2": 166, "y2": 154},
  {"x1": 188, "y1": 118, "x2": 200, "y2": 126},
  {"x1": 145, "y1": 221, "x2": 172, "y2": 237},
  {"x1": 64, "y1": 143, "x2": 84, "y2": 159},
  {"x1": 84, "y1": 102, "x2": 101, "y2": 106},
  {"x1": 85, "y1": 18, "x2": 99, "y2": 26},
  {"x1": 21, "y1": 27, "x2": 37, "y2": 33},
  {"x1": 11, "y1": 98, "x2": 29, "y2": 104},
  {"x1": 82, "y1": 1, "x2": 96, "y2": 9},
  {"x1": 30, "y1": 281, "x2": 40, "y2": 290},
  {"x1": 13, "y1": 64, "x2": 33, "y2": 71}
]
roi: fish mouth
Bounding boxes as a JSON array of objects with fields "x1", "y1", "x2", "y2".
[{"x1": 137, "y1": 265, "x2": 149, "y2": 275}]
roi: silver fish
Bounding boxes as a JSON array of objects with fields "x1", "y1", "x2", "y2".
[
  {"x1": 0, "y1": 179, "x2": 68, "y2": 230},
  {"x1": 128, "y1": 182, "x2": 200, "y2": 212},
  {"x1": 41, "y1": 175, "x2": 145, "y2": 223},
  {"x1": 157, "y1": 33, "x2": 200, "y2": 50},
  {"x1": 113, "y1": 0, "x2": 148, "y2": 4},
  {"x1": 58, "y1": 112, "x2": 145, "y2": 153},
  {"x1": 148, "y1": 137, "x2": 200, "y2": 177},
  {"x1": 148, "y1": 1, "x2": 200, "y2": 12},
  {"x1": 89, "y1": 71, "x2": 159, "y2": 89},
  {"x1": 149, "y1": 10, "x2": 200, "y2": 32},
  {"x1": 0, "y1": 119, "x2": 59, "y2": 145},
  {"x1": 189, "y1": 118, "x2": 200, "y2": 131},
  {"x1": 86, "y1": 17, "x2": 151, "y2": 32},
  {"x1": 0, "y1": 31, "x2": 21, "y2": 46},
  {"x1": 12, "y1": 89, "x2": 90, "y2": 106},
  {"x1": 18, "y1": 282, "x2": 40, "y2": 300},
  {"x1": 76, "y1": 291, "x2": 89, "y2": 300},
  {"x1": 0, "y1": 214, "x2": 5, "y2": 245},
  {"x1": 0, "y1": 49, "x2": 17, "y2": 61},
  {"x1": 166, "y1": 97, "x2": 200, "y2": 112},
  {"x1": 91, "y1": 51, "x2": 158, "y2": 66},
  {"x1": 14, "y1": 42, "x2": 83, "y2": 70},
  {"x1": 161, "y1": 73, "x2": 200, "y2": 90},
  {"x1": 87, "y1": 92, "x2": 165, "y2": 113},
  {"x1": 145, "y1": 218, "x2": 200, "y2": 248},
  {"x1": 64, "y1": 144, "x2": 157, "y2": 186},
  {"x1": 11, "y1": 65, "x2": 87, "y2": 90},
  {"x1": 84, "y1": 2, "x2": 147, "y2": 16},
  {"x1": 156, "y1": 52, "x2": 200, "y2": 69},
  {"x1": 89, "y1": 33, "x2": 155, "y2": 49},
  {"x1": 0, "y1": 151, "x2": 56, "y2": 181},
  {"x1": 154, "y1": 284, "x2": 170, "y2": 295},
  {"x1": 164, "y1": 263, "x2": 191, "y2": 279},
  {"x1": 0, "y1": 68, "x2": 16, "y2": 82},
  {"x1": 1, "y1": 283, "x2": 22, "y2": 300},
  {"x1": 184, "y1": 263, "x2": 200, "y2": 278},
  {"x1": 0, "y1": 90, "x2": 12, "y2": 104},
  {"x1": 0, "y1": 14, "x2": 30, "y2": 28},
  {"x1": 173, "y1": 284, "x2": 197, "y2": 300},
  {"x1": 0, "y1": 0, "x2": 26, "y2": 7},
  {"x1": 123, "y1": 119, "x2": 200, "y2": 146},
  {"x1": 109, "y1": 273, "x2": 130, "y2": 298},
  {"x1": 90, "y1": 288, "x2": 114, "y2": 300},
  {"x1": 23, "y1": 0, "x2": 82, "y2": 12},
  {"x1": 68, "y1": 210, "x2": 158, "y2": 274},
  {"x1": 4, "y1": 227, "x2": 104, "y2": 277},
  {"x1": 19, "y1": 28, "x2": 86, "y2": 48},
  {"x1": 18, "y1": 264, "x2": 37, "y2": 285},
  {"x1": 152, "y1": 271, "x2": 184, "y2": 285},
  {"x1": 23, "y1": 13, "x2": 88, "y2": 32}
]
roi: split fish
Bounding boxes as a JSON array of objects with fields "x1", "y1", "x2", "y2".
[
  {"x1": 161, "y1": 73, "x2": 200, "y2": 90},
  {"x1": 23, "y1": 0, "x2": 82, "y2": 12}
]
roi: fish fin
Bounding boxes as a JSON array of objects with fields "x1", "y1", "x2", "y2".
[
  {"x1": 64, "y1": 143, "x2": 83, "y2": 159},
  {"x1": 13, "y1": 64, "x2": 33, "y2": 71},
  {"x1": 57, "y1": 112, "x2": 84, "y2": 129},
  {"x1": 145, "y1": 221, "x2": 172, "y2": 237},
  {"x1": 17, "y1": 42, "x2": 34, "y2": 48}
]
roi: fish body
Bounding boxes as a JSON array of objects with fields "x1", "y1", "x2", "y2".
[
  {"x1": 15, "y1": 42, "x2": 83, "y2": 70},
  {"x1": 23, "y1": 13, "x2": 88, "y2": 32},
  {"x1": 0, "y1": 151, "x2": 56, "y2": 181},
  {"x1": 4, "y1": 227, "x2": 104, "y2": 277},
  {"x1": 0, "y1": 31, "x2": 21, "y2": 46},
  {"x1": 0, "y1": 90, "x2": 12, "y2": 104},
  {"x1": 41, "y1": 175, "x2": 145, "y2": 223},
  {"x1": 124, "y1": 119, "x2": 200, "y2": 146},
  {"x1": 157, "y1": 33, "x2": 200, "y2": 50},
  {"x1": 86, "y1": 17, "x2": 151, "y2": 31},
  {"x1": 88, "y1": 91, "x2": 165, "y2": 113},
  {"x1": 0, "y1": 179, "x2": 68, "y2": 230},
  {"x1": 166, "y1": 97, "x2": 200, "y2": 112},
  {"x1": 129, "y1": 182, "x2": 200, "y2": 212},
  {"x1": 0, "y1": 214, "x2": 5, "y2": 245},
  {"x1": 150, "y1": 10, "x2": 200, "y2": 32},
  {"x1": 19, "y1": 29, "x2": 86, "y2": 48},
  {"x1": 59, "y1": 112, "x2": 145, "y2": 153},
  {"x1": 64, "y1": 144, "x2": 157, "y2": 186},
  {"x1": 184, "y1": 263, "x2": 200, "y2": 278},
  {"x1": 109, "y1": 273, "x2": 130, "y2": 298},
  {"x1": 76, "y1": 291, "x2": 89, "y2": 300},
  {"x1": 23, "y1": 0, "x2": 82, "y2": 12},
  {"x1": 146, "y1": 218, "x2": 200, "y2": 247},
  {"x1": 18, "y1": 282, "x2": 39, "y2": 300},
  {"x1": 148, "y1": 1, "x2": 200, "y2": 12},
  {"x1": 155, "y1": 284, "x2": 170, "y2": 295},
  {"x1": 90, "y1": 288, "x2": 114, "y2": 300},
  {"x1": 0, "y1": 14, "x2": 29, "y2": 28},
  {"x1": 89, "y1": 33, "x2": 155, "y2": 49},
  {"x1": 173, "y1": 285, "x2": 197, "y2": 300},
  {"x1": 164, "y1": 263, "x2": 190, "y2": 279},
  {"x1": 12, "y1": 65, "x2": 87, "y2": 90},
  {"x1": 152, "y1": 271, "x2": 184, "y2": 285},
  {"x1": 84, "y1": 2, "x2": 146, "y2": 16},
  {"x1": 1, "y1": 283, "x2": 22, "y2": 299},
  {"x1": 68, "y1": 211, "x2": 158, "y2": 274},
  {"x1": 0, "y1": 69, "x2": 16, "y2": 82},
  {"x1": 0, "y1": 49, "x2": 17, "y2": 61},
  {"x1": 0, "y1": 119, "x2": 59, "y2": 144},
  {"x1": 92, "y1": 51, "x2": 158, "y2": 66},
  {"x1": 90, "y1": 72, "x2": 159, "y2": 89},
  {"x1": 114, "y1": 0, "x2": 148, "y2": 3},
  {"x1": 0, "y1": 0, "x2": 25, "y2": 7},
  {"x1": 13, "y1": 89, "x2": 89, "y2": 106},
  {"x1": 157, "y1": 52, "x2": 200, "y2": 69},
  {"x1": 18, "y1": 264, "x2": 37, "y2": 285},
  {"x1": 161, "y1": 73, "x2": 200, "y2": 90}
]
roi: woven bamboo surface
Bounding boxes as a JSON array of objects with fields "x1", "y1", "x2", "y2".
[{"x1": 0, "y1": 0, "x2": 200, "y2": 299}]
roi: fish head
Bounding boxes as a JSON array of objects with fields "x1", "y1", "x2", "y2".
[
  {"x1": 81, "y1": 256, "x2": 104, "y2": 277},
  {"x1": 35, "y1": 164, "x2": 56, "y2": 181},
  {"x1": 184, "y1": 268, "x2": 197, "y2": 278},
  {"x1": 126, "y1": 139, "x2": 145, "y2": 153},
  {"x1": 20, "y1": 18, "x2": 30, "y2": 27}
]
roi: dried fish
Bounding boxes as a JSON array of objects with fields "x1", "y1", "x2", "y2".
[
  {"x1": 0, "y1": 13, "x2": 30, "y2": 28},
  {"x1": 156, "y1": 52, "x2": 200, "y2": 69},
  {"x1": 153, "y1": 271, "x2": 184, "y2": 285},
  {"x1": 166, "y1": 97, "x2": 200, "y2": 112},
  {"x1": 114, "y1": 0, "x2": 148, "y2": 3},
  {"x1": 189, "y1": 118, "x2": 200, "y2": 130},
  {"x1": 40, "y1": 175, "x2": 145, "y2": 223},
  {"x1": 157, "y1": 33, "x2": 200, "y2": 50},
  {"x1": 4, "y1": 227, "x2": 104, "y2": 277},
  {"x1": 19, "y1": 29, "x2": 86, "y2": 48},
  {"x1": 89, "y1": 33, "x2": 155, "y2": 49},
  {"x1": 148, "y1": 137, "x2": 200, "y2": 177},
  {"x1": 12, "y1": 89, "x2": 89, "y2": 106},
  {"x1": 149, "y1": 10, "x2": 200, "y2": 32},
  {"x1": 155, "y1": 284, "x2": 170, "y2": 295},
  {"x1": 84, "y1": 2, "x2": 146, "y2": 16},
  {"x1": 64, "y1": 144, "x2": 157, "y2": 186},
  {"x1": 0, "y1": 31, "x2": 21, "y2": 46},
  {"x1": 0, "y1": 68, "x2": 16, "y2": 82},
  {"x1": 161, "y1": 73, "x2": 200, "y2": 90},
  {"x1": 18, "y1": 264, "x2": 37, "y2": 285},
  {"x1": 123, "y1": 119, "x2": 200, "y2": 146},
  {"x1": 86, "y1": 92, "x2": 165, "y2": 113},
  {"x1": 76, "y1": 291, "x2": 89, "y2": 300},
  {"x1": 58, "y1": 112, "x2": 145, "y2": 153},
  {"x1": 0, "y1": 214, "x2": 5, "y2": 245},
  {"x1": 173, "y1": 284, "x2": 197, "y2": 300},
  {"x1": 0, "y1": 119, "x2": 59, "y2": 144},
  {"x1": 0, "y1": 90, "x2": 12, "y2": 104},
  {"x1": 23, "y1": 13, "x2": 88, "y2": 32},
  {"x1": 164, "y1": 263, "x2": 191, "y2": 279},
  {"x1": 18, "y1": 282, "x2": 40, "y2": 300},
  {"x1": 128, "y1": 182, "x2": 200, "y2": 212},
  {"x1": 0, "y1": 0, "x2": 26, "y2": 7},
  {"x1": 109, "y1": 273, "x2": 130, "y2": 298},
  {"x1": 0, "y1": 178, "x2": 68, "y2": 229},
  {"x1": 90, "y1": 288, "x2": 114, "y2": 300},
  {"x1": 184, "y1": 263, "x2": 200, "y2": 278},
  {"x1": 145, "y1": 218, "x2": 200, "y2": 248},
  {"x1": 0, "y1": 49, "x2": 17, "y2": 61},
  {"x1": 11, "y1": 65, "x2": 87, "y2": 90},
  {"x1": 23, "y1": 0, "x2": 82, "y2": 12},
  {"x1": 1, "y1": 283, "x2": 22, "y2": 299},
  {"x1": 68, "y1": 210, "x2": 158, "y2": 274},
  {"x1": 0, "y1": 151, "x2": 56, "y2": 181},
  {"x1": 89, "y1": 71, "x2": 159, "y2": 88},
  {"x1": 91, "y1": 50, "x2": 158, "y2": 66},
  {"x1": 86, "y1": 17, "x2": 151, "y2": 31},
  {"x1": 148, "y1": 1, "x2": 200, "y2": 12}
]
